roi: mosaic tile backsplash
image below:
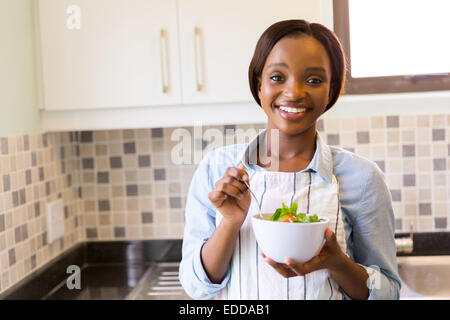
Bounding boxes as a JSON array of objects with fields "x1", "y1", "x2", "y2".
[{"x1": 0, "y1": 113, "x2": 449, "y2": 294}]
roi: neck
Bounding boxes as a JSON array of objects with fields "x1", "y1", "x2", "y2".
[{"x1": 267, "y1": 122, "x2": 317, "y2": 158}]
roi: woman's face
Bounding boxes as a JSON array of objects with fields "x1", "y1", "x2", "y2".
[{"x1": 258, "y1": 35, "x2": 332, "y2": 136}]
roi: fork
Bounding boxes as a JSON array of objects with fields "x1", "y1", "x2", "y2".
[
  {"x1": 225, "y1": 153, "x2": 263, "y2": 220},
  {"x1": 243, "y1": 180, "x2": 264, "y2": 220}
]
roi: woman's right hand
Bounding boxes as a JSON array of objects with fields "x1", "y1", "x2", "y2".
[{"x1": 208, "y1": 163, "x2": 251, "y2": 227}]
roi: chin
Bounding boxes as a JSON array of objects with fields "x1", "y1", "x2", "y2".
[{"x1": 270, "y1": 119, "x2": 317, "y2": 137}]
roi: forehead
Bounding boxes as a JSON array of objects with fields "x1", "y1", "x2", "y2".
[{"x1": 264, "y1": 35, "x2": 331, "y2": 72}]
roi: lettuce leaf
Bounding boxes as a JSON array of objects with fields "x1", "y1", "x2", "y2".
[{"x1": 268, "y1": 202, "x2": 325, "y2": 223}]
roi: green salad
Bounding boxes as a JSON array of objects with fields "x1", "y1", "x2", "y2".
[{"x1": 266, "y1": 202, "x2": 325, "y2": 223}]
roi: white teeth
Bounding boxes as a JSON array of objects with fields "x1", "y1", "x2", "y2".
[{"x1": 278, "y1": 106, "x2": 306, "y2": 113}]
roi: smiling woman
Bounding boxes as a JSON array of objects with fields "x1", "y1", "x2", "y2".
[{"x1": 180, "y1": 19, "x2": 400, "y2": 301}]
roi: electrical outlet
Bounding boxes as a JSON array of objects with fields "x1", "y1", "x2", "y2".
[{"x1": 46, "y1": 199, "x2": 65, "y2": 243}]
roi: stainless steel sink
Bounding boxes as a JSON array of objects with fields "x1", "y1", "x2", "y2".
[
  {"x1": 397, "y1": 256, "x2": 450, "y2": 299},
  {"x1": 126, "y1": 262, "x2": 191, "y2": 300}
]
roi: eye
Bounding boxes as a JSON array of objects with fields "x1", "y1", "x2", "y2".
[
  {"x1": 307, "y1": 78, "x2": 323, "y2": 85},
  {"x1": 270, "y1": 75, "x2": 283, "y2": 82}
]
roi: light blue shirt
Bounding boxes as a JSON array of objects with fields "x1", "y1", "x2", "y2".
[{"x1": 179, "y1": 130, "x2": 401, "y2": 300}]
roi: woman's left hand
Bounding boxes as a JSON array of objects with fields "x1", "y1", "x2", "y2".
[{"x1": 261, "y1": 227, "x2": 346, "y2": 277}]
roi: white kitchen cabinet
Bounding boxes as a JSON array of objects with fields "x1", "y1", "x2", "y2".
[
  {"x1": 177, "y1": 0, "x2": 325, "y2": 105},
  {"x1": 37, "y1": 0, "x2": 181, "y2": 110},
  {"x1": 37, "y1": 0, "x2": 332, "y2": 129}
]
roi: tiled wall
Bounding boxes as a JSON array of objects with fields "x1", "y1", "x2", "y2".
[
  {"x1": 320, "y1": 114, "x2": 449, "y2": 232},
  {"x1": 77, "y1": 128, "x2": 195, "y2": 241},
  {"x1": 0, "y1": 132, "x2": 83, "y2": 294},
  {"x1": 0, "y1": 113, "x2": 449, "y2": 294}
]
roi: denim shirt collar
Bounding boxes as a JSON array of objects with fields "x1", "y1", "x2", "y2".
[{"x1": 237, "y1": 128, "x2": 333, "y2": 184}]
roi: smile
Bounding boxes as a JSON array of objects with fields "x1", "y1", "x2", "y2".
[
  {"x1": 278, "y1": 106, "x2": 306, "y2": 114},
  {"x1": 275, "y1": 104, "x2": 308, "y2": 121}
]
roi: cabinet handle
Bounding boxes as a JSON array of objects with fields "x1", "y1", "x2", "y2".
[
  {"x1": 193, "y1": 27, "x2": 203, "y2": 91},
  {"x1": 160, "y1": 29, "x2": 169, "y2": 94}
]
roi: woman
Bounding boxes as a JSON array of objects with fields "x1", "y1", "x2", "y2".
[{"x1": 179, "y1": 19, "x2": 400, "y2": 300}]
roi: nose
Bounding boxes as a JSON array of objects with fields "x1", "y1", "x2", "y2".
[{"x1": 284, "y1": 79, "x2": 306, "y2": 100}]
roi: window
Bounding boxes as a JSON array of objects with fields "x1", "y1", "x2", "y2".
[{"x1": 333, "y1": 0, "x2": 450, "y2": 94}]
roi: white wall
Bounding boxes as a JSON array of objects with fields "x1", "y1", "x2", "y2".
[{"x1": 0, "y1": 0, "x2": 40, "y2": 137}]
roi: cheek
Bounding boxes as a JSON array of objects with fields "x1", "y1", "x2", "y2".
[
  {"x1": 258, "y1": 81, "x2": 277, "y2": 106},
  {"x1": 312, "y1": 85, "x2": 331, "y2": 108}
]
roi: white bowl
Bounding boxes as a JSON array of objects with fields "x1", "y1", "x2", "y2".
[{"x1": 251, "y1": 213, "x2": 329, "y2": 263}]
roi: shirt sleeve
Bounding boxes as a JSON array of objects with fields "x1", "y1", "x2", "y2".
[
  {"x1": 342, "y1": 162, "x2": 401, "y2": 300},
  {"x1": 178, "y1": 153, "x2": 231, "y2": 300}
]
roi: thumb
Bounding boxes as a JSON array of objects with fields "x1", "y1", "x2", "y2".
[
  {"x1": 238, "y1": 163, "x2": 248, "y2": 182},
  {"x1": 324, "y1": 227, "x2": 335, "y2": 242}
]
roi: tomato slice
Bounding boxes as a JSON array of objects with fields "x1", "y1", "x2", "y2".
[{"x1": 280, "y1": 214, "x2": 296, "y2": 222}]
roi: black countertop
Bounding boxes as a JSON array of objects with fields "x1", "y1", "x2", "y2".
[
  {"x1": 2, "y1": 232, "x2": 449, "y2": 300},
  {"x1": 0, "y1": 239, "x2": 182, "y2": 300}
]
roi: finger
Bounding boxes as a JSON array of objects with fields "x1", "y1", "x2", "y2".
[
  {"x1": 313, "y1": 229, "x2": 330, "y2": 255},
  {"x1": 216, "y1": 177, "x2": 248, "y2": 199},
  {"x1": 263, "y1": 256, "x2": 297, "y2": 278},
  {"x1": 216, "y1": 174, "x2": 247, "y2": 191},
  {"x1": 237, "y1": 163, "x2": 249, "y2": 182},
  {"x1": 325, "y1": 227, "x2": 336, "y2": 242},
  {"x1": 226, "y1": 165, "x2": 248, "y2": 183},
  {"x1": 285, "y1": 256, "x2": 323, "y2": 276},
  {"x1": 224, "y1": 175, "x2": 248, "y2": 193},
  {"x1": 219, "y1": 182, "x2": 245, "y2": 200},
  {"x1": 208, "y1": 190, "x2": 227, "y2": 207},
  {"x1": 324, "y1": 227, "x2": 341, "y2": 252},
  {"x1": 260, "y1": 252, "x2": 290, "y2": 270},
  {"x1": 322, "y1": 227, "x2": 338, "y2": 250}
]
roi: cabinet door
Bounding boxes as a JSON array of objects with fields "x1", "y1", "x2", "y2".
[
  {"x1": 38, "y1": 0, "x2": 181, "y2": 110},
  {"x1": 178, "y1": 0, "x2": 325, "y2": 105}
]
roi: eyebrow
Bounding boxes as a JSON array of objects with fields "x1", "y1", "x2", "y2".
[
  {"x1": 305, "y1": 67, "x2": 327, "y2": 73},
  {"x1": 267, "y1": 62, "x2": 289, "y2": 69},
  {"x1": 266, "y1": 63, "x2": 327, "y2": 73}
]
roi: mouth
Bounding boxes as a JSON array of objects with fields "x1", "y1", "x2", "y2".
[{"x1": 274, "y1": 104, "x2": 309, "y2": 121}]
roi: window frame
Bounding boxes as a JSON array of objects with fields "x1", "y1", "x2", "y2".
[{"x1": 333, "y1": 0, "x2": 450, "y2": 95}]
